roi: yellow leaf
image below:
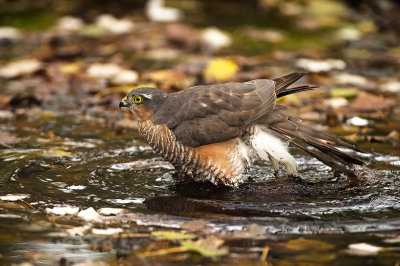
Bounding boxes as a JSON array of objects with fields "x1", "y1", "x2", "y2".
[
  {"x1": 40, "y1": 110, "x2": 57, "y2": 120},
  {"x1": 151, "y1": 230, "x2": 197, "y2": 240},
  {"x1": 330, "y1": 87, "x2": 359, "y2": 98},
  {"x1": 43, "y1": 149, "x2": 74, "y2": 158},
  {"x1": 60, "y1": 63, "x2": 81, "y2": 74},
  {"x1": 180, "y1": 236, "x2": 228, "y2": 257},
  {"x1": 203, "y1": 58, "x2": 239, "y2": 82}
]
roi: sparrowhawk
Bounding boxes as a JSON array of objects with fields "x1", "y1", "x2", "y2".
[{"x1": 119, "y1": 72, "x2": 363, "y2": 186}]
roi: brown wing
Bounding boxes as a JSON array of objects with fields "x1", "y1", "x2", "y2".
[{"x1": 152, "y1": 79, "x2": 277, "y2": 147}]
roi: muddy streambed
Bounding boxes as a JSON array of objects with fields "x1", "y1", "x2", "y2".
[{"x1": 0, "y1": 114, "x2": 400, "y2": 265}]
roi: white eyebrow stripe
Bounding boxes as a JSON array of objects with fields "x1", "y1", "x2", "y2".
[
  {"x1": 200, "y1": 102, "x2": 207, "y2": 107},
  {"x1": 141, "y1": 94, "x2": 153, "y2": 99}
]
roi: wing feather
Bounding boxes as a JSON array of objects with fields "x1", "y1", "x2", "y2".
[{"x1": 152, "y1": 80, "x2": 276, "y2": 147}]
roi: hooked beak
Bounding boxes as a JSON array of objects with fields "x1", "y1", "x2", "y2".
[{"x1": 119, "y1": 96, "x2": 129, "y2": 109}]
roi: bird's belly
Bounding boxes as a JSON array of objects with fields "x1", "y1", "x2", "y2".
[{"x1": 137, "y1": 120, "x2": 246, "y2": 186}]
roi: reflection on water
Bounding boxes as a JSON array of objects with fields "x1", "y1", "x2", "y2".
[{"x1": 0, "y1": 115, "x2": 400, "y2": 265}]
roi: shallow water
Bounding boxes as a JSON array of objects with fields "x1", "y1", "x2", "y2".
[{"x1": 1, "y1": 114, "x2": 400, "y2": 265}]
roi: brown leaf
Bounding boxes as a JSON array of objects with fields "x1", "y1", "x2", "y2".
[
  {"x1": 181, "y1": 219, "x2": 212, "y2": 234},
  {"x1": 231, "y1": 223, "x2": 267, "y2": 239},
  {"x1": 285, "y1": 238, "x2": 335, "y2": 251},
  {"x1": 144, "y1": 70, "x2": 196, "y2": 91},
  {"x1": 166, "y1": 23, "x2": 200, "y2": 47},
  {"x1": 351, "y1": 91, "x2": 394, "y2": 112},
  {"x1": 0, "y1": 131, "x2": 18, "y2": 145}
]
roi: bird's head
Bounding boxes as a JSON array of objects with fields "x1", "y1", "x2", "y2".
[{"x1": 119, "y1": 87, "x2": 167, "y2": 120}]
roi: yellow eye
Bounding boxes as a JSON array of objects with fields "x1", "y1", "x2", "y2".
[{"x1": 134, "y1": 96, "x2": 143, "y2": 103}]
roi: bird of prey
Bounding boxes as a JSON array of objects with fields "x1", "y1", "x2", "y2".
[{"x1": 119, "y1": 72, "x2": 363, "y2": 187}]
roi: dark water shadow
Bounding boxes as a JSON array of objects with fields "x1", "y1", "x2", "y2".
[{"x1": 145, "y1": 169, "x2": 400, "y2": 233}]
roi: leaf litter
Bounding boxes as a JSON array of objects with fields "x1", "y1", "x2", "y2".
[{"x1": 1, "y1": 0, "x2": 400, "y2": 265}]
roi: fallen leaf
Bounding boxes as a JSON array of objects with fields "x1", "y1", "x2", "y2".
[
  {"x1": 87, "y1": 63, "x2": 121, "y2": 80},
  {"x1": 42, "y1": 149, "x2": 74, "y2": 158},
  {"x1": 0, "y1": 194, "x2": 29, "y2": 201},
  {"x1": 92, "y1": 228, "x2": 123, "y2": 236},
  {"x1": 166, "y1": 23, "x2": 200, "y2": 47},
  {"x1": 181, "y1": 236, "x2": 228, "y2": 257},
  {"x1": 78, "y1": 207, "x2": 100, "y2": 221},
  {"x1": 0, "y1": 131, "x2": 18, "y2": 145},
  {"x1": 285, "y1": 238, "x2": 335, "y2": 251},
  {"x1": 146, "y1": 0, "x2": 183, "y2": 23},
  {"x1": 151, "y1": 230, "x2": 197, "y2": 241},
  {"x1": 39, "y1": 110, "x2": 57, "y2": 120},
  {"x1": 325, "y1": 97, "x2": 349, "y2": 109},
  {"x1": 333, "y1": 73, "x2": 368, "y2": 87},
  {"x1": 351, "y1": 91, "x2": 394, "y2": 112},
  {"x1": 96, "y1": 14, "x2": 134, "y2": 34},
  {"x1": 231, "y1": 223, "x2": 266, "y2": 238},
  {"x1": 46, "y1": 206, "x2": 80, "y2": 216},
  {"x1": 66, "y1": 225, "x2": 92, "y2": 236},
  {"x1": 295, "y1": 58, "x2": 346, "y2": 72},
  {"x1": 347, "y1": 243, "x2": 382, "y2": 255},
  {"x1": 144, "y1": 48, "x2": 182, "y2": 60},
  {"x1": 346, "y1": 116, "x2": 369, "y2": 126},
  {"x1": 330, "y1": 87, "x2": 359, "y2": 98},
  {"x1": 138, "y1": 246, "x2": 189, "y2": 257},
  {"x1": 0, "y1": 59, "x2": 42, "y2": 78},
  {"x1": 181, "y1": 219, "x2": 212, "y2": 234},
  {"x1": 201, "y1": 27, "x2": 231, "y2": 51},
  {"x1": 111, "y1": 69, "x2": 139, "y2": 85},
  {"x1": 60, "y1": 63, "x2": 82, "y2": 74},
  {"x1": 56, "y1": 16, "x2": 84, "y2": 33},
  {"x1": 0, "y1": 26, "x2": 21, "y2": 41},
  {"x1": 0, "y1": 110, "x2": 14, "y2": 119},
  {"x1": 384, "y1": 236, "x2": 400, "y2": 244},
  {"x1": 203, "y1": 58, "x2": 239, "y2": 82},
  {"x1": 145, "y1": 69, "x2": 195, "y2": 90},
  {"x1": 335, "y1": 27, "x2": 362, "y2": 41},
  {"x1": 381, "y1": 81, "x2": 400, "y2": 93}
]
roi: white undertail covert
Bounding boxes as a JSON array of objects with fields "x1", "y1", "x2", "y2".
[{"x1": 248, "y1": 125, "x2": 298, "y2": 175}]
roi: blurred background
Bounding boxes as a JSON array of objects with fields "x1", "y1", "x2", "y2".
[{"x1": 1, "y1": 0, "x2": 400, "y2": 265}]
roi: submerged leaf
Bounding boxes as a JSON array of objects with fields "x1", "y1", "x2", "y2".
[
  {"x1": 347, "y1": 243, "x2": 383, "y2": 255},
  {"x1": 151, "y1": 230, "x2": 197, "y2": 240},
  {"x1": 285, "y1": 238, "x2": 335, "y2": 251},
  {"x1": 180, "y1": 236, "x2": 228, "y2": 257}
]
